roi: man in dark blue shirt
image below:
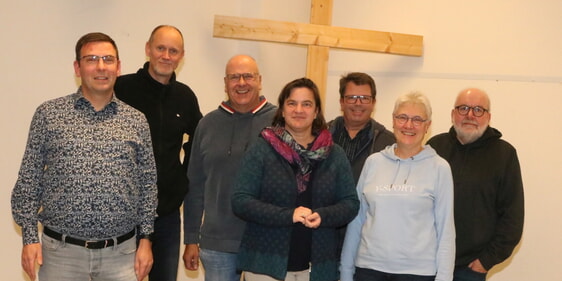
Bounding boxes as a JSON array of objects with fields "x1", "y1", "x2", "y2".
[{"x1": 12, "y1": 32, "x2": 157, "y2": 281}]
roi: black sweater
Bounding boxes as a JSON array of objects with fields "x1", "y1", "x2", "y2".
[
  {"x1": 427, "y1": 126, "x2": 524, "y2": 270},
  {"x1": 115, "y1": 62, "x2": 202, "y2": 216}
]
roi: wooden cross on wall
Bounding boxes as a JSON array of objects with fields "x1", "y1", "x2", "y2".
[{"x1": 213, "y1": 0, "x2": 423, "y2": 102}]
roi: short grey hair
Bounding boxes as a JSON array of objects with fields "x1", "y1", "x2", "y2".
[{"x1": 393, "y1": 91, "x2": 432, "y2": 120}]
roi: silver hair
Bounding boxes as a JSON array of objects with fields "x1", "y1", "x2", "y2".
[{"x1": 393, "y1": 91, "x2": 432, "y2": 120}]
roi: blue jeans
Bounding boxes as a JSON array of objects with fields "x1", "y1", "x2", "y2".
[
  {"x1": 354, "y1": 267, "x2": 435, "y2": 281},
  {"x1": 39, "y1": 232, "x2": 137, "y2": 281},
  {"x1": 199, "y1": 248, "x2": 241, "y2": 281},
  {"x1": 149, "y1": 209, "x2": 181, "y2": 281},
  {"x1": 245, "y1": 270, "x2": 309, "y2": 281},
  {"x1": 453, "y1": 267, "x2": 487, "y2": 281}
]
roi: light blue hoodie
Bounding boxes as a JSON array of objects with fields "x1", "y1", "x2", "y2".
[{"x1": 340, "y1": 144, "x2": 455, "y2": 281}]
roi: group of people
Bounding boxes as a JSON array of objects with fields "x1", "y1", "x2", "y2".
[{"x1": 11, "y1": 25, "x2": 524, "y2": 281}]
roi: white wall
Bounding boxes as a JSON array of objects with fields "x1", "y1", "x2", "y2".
[{"x1": 1, "y1": 0, "x2": 560, "y2": 280}]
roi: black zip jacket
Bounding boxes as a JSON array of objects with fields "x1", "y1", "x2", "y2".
[
  {"x1": 115, "y1": 62, "x2": 202, "y2": 216},
  {"x1": 427, "y1": 126, "x2": 524, "y2": 270}
]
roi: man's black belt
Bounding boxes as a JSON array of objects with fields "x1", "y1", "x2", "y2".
[{"x1": 43, "y1": 227, "x2": 135, "y2": 249}]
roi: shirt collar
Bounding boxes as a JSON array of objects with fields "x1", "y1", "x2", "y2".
[
  {"x1": 220, "y1": 96, "x2": 268, "y2": 115},
  {"x1": 73, "y1": 87, "x2": 118, "y2": 114}
]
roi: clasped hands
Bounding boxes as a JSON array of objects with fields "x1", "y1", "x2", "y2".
[{"x1": 293, "y1": 206, "x2": 321, "y2": 228}]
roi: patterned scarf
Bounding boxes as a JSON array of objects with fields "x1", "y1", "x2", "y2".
[{"x1": 261, "y1": 126, "x2": 333, "y2": 193}]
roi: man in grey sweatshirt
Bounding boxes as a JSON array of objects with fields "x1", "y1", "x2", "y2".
[{"x1": 182, "y1": 55, "x2": 276, "y2": 281}]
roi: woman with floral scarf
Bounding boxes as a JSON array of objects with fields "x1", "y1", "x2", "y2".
[{"x1": 232, "y1": 77, "x2": 359, "y2": 281}]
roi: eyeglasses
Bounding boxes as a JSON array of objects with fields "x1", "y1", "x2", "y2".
[
  {"x1": 81, "y1": 55, "x2": 117, "y2": 65},
  {"x1": 454, "y1": 105, "x2": 489, "y2": 117},
  {"x1": 343, "y1": 95, "x2": 373, "y2": 104},
  {"x1": 226, "y1": 73, "x2": 259, "y2": 82},
  {"x1": 394, "y1": 114, "x2": 427, "y2": 127}
]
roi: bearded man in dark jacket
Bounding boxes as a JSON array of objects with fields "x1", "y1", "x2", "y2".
[{"x1": 427, "y1": 88, "x2": 524, "y2": 281}]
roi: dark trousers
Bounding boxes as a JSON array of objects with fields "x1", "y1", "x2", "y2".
[
  {"x1": 453, "y1": 266, "x2": 487, "y2": 281},
  {"x1": 148, "y1": 209, "x2": 181, "y2": 281},
  {"x1": 355, "y1": 267, "x2": 435, "y2": 281}
]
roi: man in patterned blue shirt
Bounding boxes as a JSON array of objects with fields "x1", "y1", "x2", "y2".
[{"x1": 11, "y1": 32, "x2": 158, "y2": 281}]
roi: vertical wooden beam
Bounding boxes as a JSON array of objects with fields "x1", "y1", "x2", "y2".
[{"x1": 306, "y1": 0, "x2": 332, "y2": 107}]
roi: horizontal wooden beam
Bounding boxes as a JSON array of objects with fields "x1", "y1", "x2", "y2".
[{"x1": 213, "y1": 15, "x2": 423, "y2": 57}]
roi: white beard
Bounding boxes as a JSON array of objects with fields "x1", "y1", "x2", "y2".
[{"x1": 454, "y1": 125, "x2": 485, "y2": 144}]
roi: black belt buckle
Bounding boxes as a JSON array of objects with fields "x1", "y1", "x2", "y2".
[
  {"x1": 43, "y1": 227, "x2": 134, "y2": 249},
  {"x1": 85, "y1": 240, "x2": 108, "y2": 249}
]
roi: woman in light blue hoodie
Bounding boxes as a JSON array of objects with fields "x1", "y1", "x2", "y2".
[{"x1": 340, "y1": 91, "x2": 455, "y2": 281}]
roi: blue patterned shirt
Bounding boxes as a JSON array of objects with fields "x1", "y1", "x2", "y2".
[{"x1": 12, "y1": 88, "x2": 157, "y2": 245}]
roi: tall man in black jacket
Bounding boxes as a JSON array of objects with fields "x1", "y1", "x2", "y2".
[
  {"x1": 427, "y1": 88, "x2": 524, "y2": 281},
  {"x1": 115, "y1": 25, "x2": 202, "y2": 281}
]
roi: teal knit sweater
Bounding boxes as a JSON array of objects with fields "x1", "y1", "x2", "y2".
[{"x1": 232, "y1": 136, "x2": 359, "y2": 281}]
